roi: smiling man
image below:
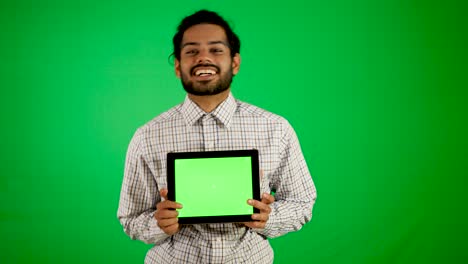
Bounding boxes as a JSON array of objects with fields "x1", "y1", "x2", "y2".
[
  {"x1": 176, "y1": 24, "x2": 237, "y2": 98},
  {"x1": 118, "y1": 10, "x2": 317, "y2": 264}
]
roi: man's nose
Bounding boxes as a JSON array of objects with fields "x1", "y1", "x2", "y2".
[{"x1": 196, "y1": 49, "x2": 213, "y2": 64}]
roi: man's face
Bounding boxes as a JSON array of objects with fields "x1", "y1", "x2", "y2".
[{"x1": 175, "y1": 24, "x2": 240, "y2": 96}]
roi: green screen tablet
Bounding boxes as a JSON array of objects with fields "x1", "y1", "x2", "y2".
[{"x1": 167, "y1": 150, "x2": 260, "y2": 224}]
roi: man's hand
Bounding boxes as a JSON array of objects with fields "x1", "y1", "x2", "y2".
[
  {"x1": 154, "y1": 188, "x2": 183, "y2": 235},
  {"x1": 244, "y1": 193, "x2": 275, "y2": 229}
]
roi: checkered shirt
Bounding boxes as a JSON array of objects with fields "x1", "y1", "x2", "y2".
[{"x1": 118, "y1": 93, "x2": 317, "y2": 263}]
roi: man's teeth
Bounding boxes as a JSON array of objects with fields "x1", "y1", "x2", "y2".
[{"x1": 195, "y1": 69, "x2": 216, "y2": 76}]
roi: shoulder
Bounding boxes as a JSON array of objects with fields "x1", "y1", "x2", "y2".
[
  {"x1": 236, "y1": 99, "x2": 292, "y2": 129},
  {"x1": 131, "y1": 103, "x2": 183, "y2": 140},
  {"x1": 234, "y1": 99, "x2": 299, "y2": 146}
]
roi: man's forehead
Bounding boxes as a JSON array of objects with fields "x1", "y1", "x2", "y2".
[{"x1": 181, "y1": 24, "x2": 228, "y2": 46}]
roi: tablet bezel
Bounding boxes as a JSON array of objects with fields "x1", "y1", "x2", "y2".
[{"x1": 167, "y1": 149, "x2": 260, "y2": 224}]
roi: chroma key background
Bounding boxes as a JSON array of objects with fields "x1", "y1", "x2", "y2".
[{"x1": 1, "y1": 0, "x2": 466, "y2": 263}]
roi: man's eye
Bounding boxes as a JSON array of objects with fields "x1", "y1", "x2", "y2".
[
  {"x1": 185, "y1": 50, "x2": 198, "y2": 55},
  {"x1": 211, "y1": 48, "x2": 223, "y2": 53}
]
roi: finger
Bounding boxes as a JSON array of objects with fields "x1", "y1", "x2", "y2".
[
  {"x1": 155, "y1": 209, "x2": 179, "y2": 220},
  {"x1": 260, "y1": 170, "x2": 264, "y2": 179},
  {"x1": 158, "y1": 217, "x2": 179, "y2": 228},
  {"x1": 251, "y1": 213, "x2": 269, "y2": 222},
  {"x1": 160, "y1": 188, "x2": 168, "y2": 200},
  {"x1": 156, "y1": 200, "x2": 183, "y2": 210},
  {"x1": 163, "y1": 223, "x2": 180, "y2": 235},
  {"x1": 243, "y1": 221, "x2": 253, "y2": 228},
  {"x1": 247, "y1": 199, "x2": 271, "y2": 213},
  {"x1": 261, "y1": 193, "x2": 275, "y2": 205},
  {"x1": 244, "y1": 221, "x2": 266, "y2": 229}
]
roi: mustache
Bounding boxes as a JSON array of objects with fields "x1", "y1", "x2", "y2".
[{"x1": 191, "y1": 64, "x2": 220, "y2": 74}]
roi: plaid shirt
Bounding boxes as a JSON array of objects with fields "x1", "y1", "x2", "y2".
[{"x1": 118, "y1": 93, "x2": 317, "y2": 263}]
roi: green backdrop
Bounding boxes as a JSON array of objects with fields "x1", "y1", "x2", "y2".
[{"x1": 1, "y1": 0, "x2": 466, "y2": 263}]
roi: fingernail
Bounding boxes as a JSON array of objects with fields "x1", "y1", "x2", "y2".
[{"x1": 248, "y1": 199, "x2": 253, "y2": 205}]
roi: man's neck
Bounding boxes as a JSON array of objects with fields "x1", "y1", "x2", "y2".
[{"x1": 188, "y1": 89, "x2": 230, "y2": 113}]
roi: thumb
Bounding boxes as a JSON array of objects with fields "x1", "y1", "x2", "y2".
[{"x1": 160, "y1": 188, "x2": 168, "y2": 200}]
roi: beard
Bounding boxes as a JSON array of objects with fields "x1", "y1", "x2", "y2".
[{"x1": 180, "y1": 64, "x2": 233, "y2": 96}]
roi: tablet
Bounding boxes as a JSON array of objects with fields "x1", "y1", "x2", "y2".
[{"x1": 167, "y1": 149, "x2": 260, "y2": 224}]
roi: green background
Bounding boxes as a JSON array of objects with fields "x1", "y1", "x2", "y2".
[
  {"x1": 1, "y1": 0, "x2": 466, "y2": 263},
  {"x1": 175, "y1": 157, "x2": 252, "y2": 217}
]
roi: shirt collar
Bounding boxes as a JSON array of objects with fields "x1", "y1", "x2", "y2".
[
  {"x1": 211, "y1": 93, "x2": 237, "y2": 128},
  {"x1": 180, "y1": 93, "x2": 237, "y2": 128}
]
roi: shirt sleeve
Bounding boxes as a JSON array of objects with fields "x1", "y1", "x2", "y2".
[
  {"x1": 253, "y1": 121, "x2": 317, "y2": 238},
  {"x1": 117, "y1": 128, "x2": 170, "y2": 245}
]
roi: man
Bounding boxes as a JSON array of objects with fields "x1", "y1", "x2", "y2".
[{"x1": 118, "y1": 10, "x2": 317, "y2": 264}]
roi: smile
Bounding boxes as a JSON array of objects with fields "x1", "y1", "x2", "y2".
[
  {"x1": 195, "y1": 69, "x2": 217, "y2": 77},
  {"x1": 191, "y1": 64, "x2": 220, "y2": 78}
]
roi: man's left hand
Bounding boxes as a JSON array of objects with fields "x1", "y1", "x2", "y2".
[{"x1": 244, "y1": 193, "x2": 275, "y2": 229}]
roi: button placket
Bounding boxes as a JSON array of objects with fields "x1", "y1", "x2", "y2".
[{"x1": 202, "y1": 114, "x2": 217, "y2": 151}]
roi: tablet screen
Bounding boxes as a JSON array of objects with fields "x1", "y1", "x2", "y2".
[{"x1": 167, "y1": 150, "x2": 260, "y2": 224}]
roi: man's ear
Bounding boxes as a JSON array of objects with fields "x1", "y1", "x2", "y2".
[
  {"x1": 175, "y1": 58, "x2": 181, "y2": 78},
  {"x1": 232, "y1": 53, "x2": 241, "y2": 76}
]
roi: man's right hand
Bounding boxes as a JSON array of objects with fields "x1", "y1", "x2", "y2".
[{"x1": 154, "y1": 188, "x2": 183, "y2": 235}]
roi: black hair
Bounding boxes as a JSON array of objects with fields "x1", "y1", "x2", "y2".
[{"x1": 171, "y1": 10, "x2": 240, "y2": 61}]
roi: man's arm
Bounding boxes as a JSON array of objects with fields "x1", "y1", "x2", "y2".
[
  {"x1": 117, "y1": 128, "x2": 170, "y2": 244},
  {"x1": 252, "y1": 122, "x2": 317, "y2": 238}
]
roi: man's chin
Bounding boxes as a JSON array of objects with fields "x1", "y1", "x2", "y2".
[
  {"x1": 181, "y1": 74, "x2": 232, "y2": 96},
  {"x1": 183, "y1": 85, "x2": 229, "y2": 96},
  {"x1": 186, "y1": 89, "x2": 223, "y2": 96}
]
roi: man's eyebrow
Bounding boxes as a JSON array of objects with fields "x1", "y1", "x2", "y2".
[
  {"x1": 181, "y1": 42, "x2": 200, "y2": 48},
  {"x1": 181, "y1": 41, "x2": 229, "y2": 49},
  {"x1": 208, "y1": 41, "x2": 229, "y2": 47}
]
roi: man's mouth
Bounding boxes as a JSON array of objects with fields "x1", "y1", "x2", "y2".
[
  {"x1": 194, "y1": 69, "x2": 217, "y2": 77},
  {"x1": 191, "y1": 65, "x2": 220, "y2": 80}
]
